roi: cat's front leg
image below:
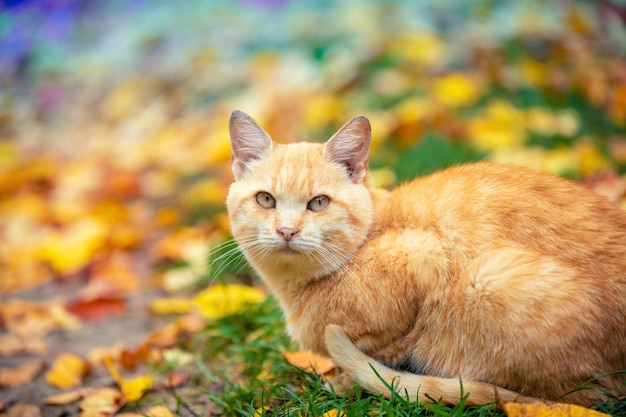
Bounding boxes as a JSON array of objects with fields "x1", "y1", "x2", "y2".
[{"x1": 339, "y1": 229, "x2": 449, "y2": 364}]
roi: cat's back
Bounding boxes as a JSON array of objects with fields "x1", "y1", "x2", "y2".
[{"x1": 373, "y1": 162, "x2": 626, "y2": 275}]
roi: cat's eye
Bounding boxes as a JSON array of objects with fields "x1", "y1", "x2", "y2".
[
  {"x1": 307, "y1": 195, "x2": 330, "y2": 211},
  {"x1": 256, "y1": 192, "x2": 276, "y2": 209}
]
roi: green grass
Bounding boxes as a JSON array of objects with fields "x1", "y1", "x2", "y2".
[
  {"x1": 179, "y1": 297, "x2": 626, "y2": 416},
  {"x1": 188, "y1": 298, "x2": 505, "y2": 416}
]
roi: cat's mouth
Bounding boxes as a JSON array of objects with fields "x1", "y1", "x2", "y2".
[{"x1": 279, "y1": 242, "x2": 302, "y2": 256}]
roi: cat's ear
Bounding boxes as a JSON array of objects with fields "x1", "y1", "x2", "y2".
[
  {"x1": 229, "y1": 110, "x2": 273, "y2": 181},
  {"x1": 324, "y1": 116, "x2": 371, "y2": 184}
]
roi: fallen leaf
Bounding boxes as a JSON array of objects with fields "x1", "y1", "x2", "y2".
[
  {"x1": 144, "y1": 405, "x2": 174, "y2": 417},
  {"x1": 45, "y1": 353, "x2": 89, "y2": 389},
  {"x1": 104, "y1": 357, "x2": 153, "y2": 402},
  {"x1": 87, "y1": 343, "x2": 127, "y2": 367},
  {"x1": 37, "y1": 216, "x2": 108, "y2": 275},
  {"x1": 66, "y1": 297, "x2": 127, "y2": 321},
  {"x1": 79, "y1": 256, "x2": 140, "y2": 300},
  {"x1": 1, "y1": 403, "x2": 41, "y2": 417},
  {"x1": 0, "y1": 299, "x2": 62, "y2": 337},
  {"x1": 141, "y1": 322, "x2": 180, "y2": 349},
  {"x1": 0, "y1": 359, "x2": 45, "y2": 388},
  {"x1": 283, "y1": 350, "x2": 335, "y2": 375},
  {"x1": 0, "y1": 334, "x2": 29, "y2": 357},
  {"x1": 502, "y1": 401, "x2": 611, "y2": 417},
  {"x1": 193, "y1": 284, "x2": 266, "y2": 319},
  {"x1": 149, "y1": 297, "x2": 194, "y2": 315},
  {"x1": 79, "y1": 387, "x2": 122, "y2": 417},
  {"x1": 118, "y1": 344, "x2": 151, "y2": 370},
  {"x1": 121, "y1": 374, "x2": 153, "y2": 402},
  {"x1": 323, "y1": 410, "x2": 346, "y2": 417}
]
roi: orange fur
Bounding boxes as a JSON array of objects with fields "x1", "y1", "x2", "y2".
[{"x1": 226, "y1": 111, "x2": 626, "y2": 406}]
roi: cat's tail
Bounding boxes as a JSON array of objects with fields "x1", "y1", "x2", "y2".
[{"x1": 324, "y1": 324, "x2": 535, "y2": 406}]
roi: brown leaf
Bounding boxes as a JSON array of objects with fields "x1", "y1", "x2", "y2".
[
  {"x1": 0, "y1": 360, "x2": 45, "y2": 388},
  {"x1": 283, "y1": 350, "x2": 335, "y2": 375}
]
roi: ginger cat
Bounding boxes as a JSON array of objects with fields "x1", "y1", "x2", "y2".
[{"x1": 226, "y1": 110, "x2": 626, "y2": 406}]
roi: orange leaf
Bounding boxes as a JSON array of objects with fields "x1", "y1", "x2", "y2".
[
  {"x1": 118, "y1": 344, "x2": 151, "y2": 370},
  {"x1": 503, "y1": 401, "x2": 612, "y2": 417},
  {"x1": 283, "y1": 350, "x2": 335, "y2": 375},
  {"x1": 45, "y1": 353, "x2": 89, "y2": 389},
  {"x1": 142, "y1": 322, "x2": 179, "y2": 349},
  {"x1": 80, "y1": 256, "x2": 140, "y2": 300},
  {"x1": 0, "y1": 359, "x2": 45, "y2": 388}
]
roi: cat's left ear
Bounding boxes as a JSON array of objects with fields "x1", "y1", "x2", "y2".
[
  {"x1": 229, "y1": 110, "x2": 273, "y2": 181},
  {"x1": 324, "y1": 116, "x2": 371, "y2": 184}
]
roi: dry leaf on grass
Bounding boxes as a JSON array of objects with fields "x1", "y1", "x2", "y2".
[
  {"x1": 0, "y1": 359, "x2": 45, "y2": 388},
  {"x1": 283, "y1": 350, "x2": 336, "y2": 375},
  {"x1": 193, "y1": 284, "x2": 266, "y2": 319}
]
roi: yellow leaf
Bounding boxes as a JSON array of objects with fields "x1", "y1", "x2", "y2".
[
  {"x1": 392, "y1": 33, "x2": 446, "y2": 66},
  {"x1": 503, "y1": 401, "x2": 611, "y2": 417},
  {"x1": 149, "y1": 297, "x2": 194, "y2": 315},
  {"x1": 283, "y1": 350, "x2": 336, "y2": 375},
  {"x1": 103, "y1": 357, "x2": 153, "y2": 402},
  {"x1": 431, "y1": 73, "x2": 481, "y2": 108},
  {"x1": 194, "y1": 284, "x2": 266, "y2": 319},
  {"x1": 45, "y1": 353, "x2": 89, "y2": 389},
  {"x1": 468, "y1": 100, "x2": 526, "y2": 151},
  {"x1": 103, "y1": 357, "x2": 123, "y2": 386},
  {"x1": 323, "y1": 409, "x2": 346, "y2": 417},
  {"x1": 37, "y1": 217, "x2": 108, "y2": 275},
  {"x1": 120, "y1": 374, "x2": 153, "y2": 402}
]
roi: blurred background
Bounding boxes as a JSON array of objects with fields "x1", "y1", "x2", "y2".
[{"x1": 1, "y1": 0, "x2": 626, "y2": 414}]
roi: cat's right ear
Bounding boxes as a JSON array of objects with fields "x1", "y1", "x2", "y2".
[{"x1": 229, "y1": 110, "x2": 273, "y2": 181}]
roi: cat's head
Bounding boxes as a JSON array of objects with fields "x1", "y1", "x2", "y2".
[{"x1": 226, "y1": 111, "x2": 374, "y2": 282}]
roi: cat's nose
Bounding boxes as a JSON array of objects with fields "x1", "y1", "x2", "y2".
[{"x1": 277, "y1": 227, "x2": 300, "y2": 241}]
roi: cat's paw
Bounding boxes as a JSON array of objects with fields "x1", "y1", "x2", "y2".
[{"x1": 323, "y1": 372, "x2": 356, "y2": 397}]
